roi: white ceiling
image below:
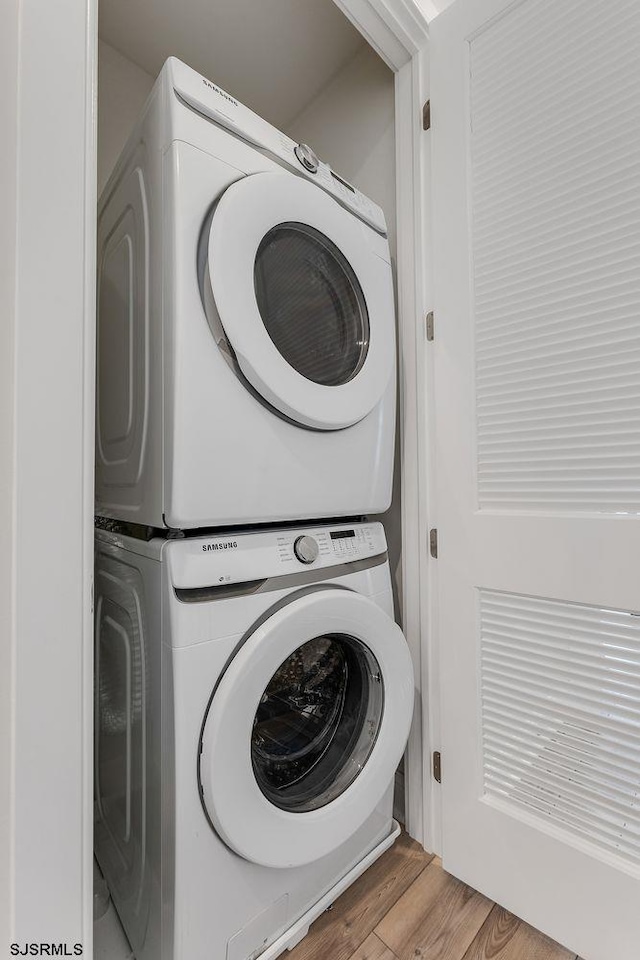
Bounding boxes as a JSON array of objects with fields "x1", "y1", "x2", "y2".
[{"x1": 99, "y1": 0, "x2": 368, "y2": 130}]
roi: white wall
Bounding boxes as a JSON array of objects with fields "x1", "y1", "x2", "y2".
[
  {"x1": 287, "y1": 45, "x2": 402, "y2": 616},
  {"x1": 98, "y1": 39, "x2": 153, "y2": 195}
]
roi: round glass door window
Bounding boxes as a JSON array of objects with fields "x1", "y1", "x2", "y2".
[
  {"x1": 253, "y1": 223, "x2": 370, "y2": 387},
  {"x1": 251, "y1": 634, "x2": 384, "y2": 812}
]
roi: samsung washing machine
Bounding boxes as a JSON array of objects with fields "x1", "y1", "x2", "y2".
[
  {"x1": 96, "y1": 57, "x2": 397, "y2": 531},
  {"x1": 94, "y1": 521, "x2": 414, "y2": 960}
]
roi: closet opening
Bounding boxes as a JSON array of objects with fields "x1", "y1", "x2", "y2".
[{"x1": 93, "y1": 3, "x2": 424, "y2": 958}]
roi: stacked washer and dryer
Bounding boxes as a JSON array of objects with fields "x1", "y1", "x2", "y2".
[{"x1": 94, "y1": 57, "x2": 414, "y2": 960}]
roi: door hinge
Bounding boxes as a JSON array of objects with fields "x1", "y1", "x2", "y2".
[
  {"x1": 429, "y1": 528, "x2": 438, "y2": 559},
  {"x1": 426, "y1": 311, "x2": 434, "y2": 341},
  {"x1": 433, "y1": 751, "x2": 442, "y2": 783},
  {"x1": 422, "y1": 99, "x2": 431, "y2": 131}
]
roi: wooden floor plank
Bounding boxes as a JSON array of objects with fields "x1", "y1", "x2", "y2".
[
  {"x1": 347, "y1": 932, "x2": 398, "y2": 960},
  {"x1": 286, "y1": 832, "x2": 432, "y2": 960},
  {"x1": 375, "y1": 858, "x2": 494, "y2": 960},
  {"x1": 462, "y1": 906, "x2": 576, "y2": 960}
]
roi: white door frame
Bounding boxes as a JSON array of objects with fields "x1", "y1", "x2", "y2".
[
  {"x1": 0, "y1": 0, "x2": 97, "y2": 952},
  {"x1": 334, "y1": 0, "x2": 438, "y2": 855},
  {"x1": 1, "y1": 0, "x2": 434, "y2": 952}
]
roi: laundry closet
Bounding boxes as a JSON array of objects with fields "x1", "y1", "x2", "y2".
[
  {"x1": 94, "y1": 3, "x2": 412, "y2": 959},
  {"x1": 5, "y1": 1, "x2": 639, "y2": 959}
]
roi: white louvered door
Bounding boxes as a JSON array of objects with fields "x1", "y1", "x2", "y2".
[{"x1": 430, "y1": 2, "x2": 640, "y2": 958}]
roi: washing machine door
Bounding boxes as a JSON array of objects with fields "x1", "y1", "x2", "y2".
[
  {"x1": 198, "y1": 588, "x2": 414, "y2": 868},
  {"x1": 203, "y1": 171, "x2": 395, "y2": 430}
]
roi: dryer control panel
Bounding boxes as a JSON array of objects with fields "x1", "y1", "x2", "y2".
[
  {"x1": 167, "y1": 521, "x2": 387, "y2": 590},
  {"x1": 168, "y1": 57, "x2": 388, "y2": 236}
]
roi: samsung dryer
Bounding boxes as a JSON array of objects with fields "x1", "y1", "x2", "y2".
[
  {"x1": 94, "y1": 521, "x2": 414, "y2": 960},
  {"x1": 96, "y1": 57, "x2": 397, "y2": 530}
]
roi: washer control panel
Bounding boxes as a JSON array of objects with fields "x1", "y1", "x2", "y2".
[
  {"x1": 277, "y1": 524, "x2": 380, "y2": 568},
  {"x1": 168, "y1": 522, "x2": 386, "y2": 590}
]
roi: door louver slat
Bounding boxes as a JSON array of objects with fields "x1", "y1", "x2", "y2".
[
  {"x1": 480, "y1": 590, "x2": 640, "y2": 866},
  {"x1": 471, "y1": 0, "x2": 640, "y2": 512}
]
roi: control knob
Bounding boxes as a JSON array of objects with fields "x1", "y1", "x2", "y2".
[
  {"x1": 294, "y1": 535, "x2": 319, "y2": 564},
  {"x1": 294, "y1": 143, "x2": 319, "y2": 174}
]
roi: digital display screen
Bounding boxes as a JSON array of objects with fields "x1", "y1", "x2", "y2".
[
  {"x1": 330, "y1": 530, "x2": 355, "y2": 540},
  {"x1": 330, "y1": 171, "x2": 356, "y2": 194}
]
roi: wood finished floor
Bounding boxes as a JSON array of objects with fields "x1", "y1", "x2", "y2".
[{"x1": 287, "y1": 833, "x2": 581, "y2": 960}]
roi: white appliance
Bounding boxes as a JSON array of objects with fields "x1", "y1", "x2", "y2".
[
  {"x1": 94, "y1": 521, "x2": 413, "y2": 960},
  {"x1": 96, "y1": 57, "x2": 397, "y2": 530}
]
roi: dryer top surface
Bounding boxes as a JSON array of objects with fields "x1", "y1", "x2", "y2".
[{"x1": 164, "y1": 57, "x2": 388, "y2": 235}]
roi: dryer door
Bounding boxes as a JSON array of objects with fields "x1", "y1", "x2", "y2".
[
  {"x1": 199, "y1": 588, "x2": 414, "y2": 868},
  {"x1": 203, "y1": 171, "x2": 395, "y2": 430}
]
